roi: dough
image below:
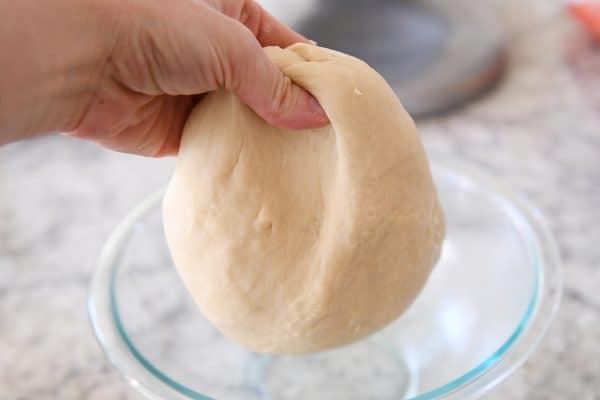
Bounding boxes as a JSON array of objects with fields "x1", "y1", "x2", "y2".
[{"x1": 163, "y1": 44, "x2": 445, "y2": 354}]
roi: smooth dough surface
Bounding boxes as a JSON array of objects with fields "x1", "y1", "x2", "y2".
[{"x1": 163, "y1": 44, "x2": 445, "y2": 354}]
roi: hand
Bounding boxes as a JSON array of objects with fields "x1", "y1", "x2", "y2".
[{"x1": 0, "y1": 0, "x2": 329, "y2": 156}]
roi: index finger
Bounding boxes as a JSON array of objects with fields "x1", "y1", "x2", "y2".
[
  {"x1": 252, "y1": 4, "x2": 309, "y2": 47},
  {"x1": 217, "y1": 0, "x2": 310, "y2": 47}
]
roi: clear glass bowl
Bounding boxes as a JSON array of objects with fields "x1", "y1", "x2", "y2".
[{"x1": 88, "y1": 157, "x2": 562, "y2": 400}]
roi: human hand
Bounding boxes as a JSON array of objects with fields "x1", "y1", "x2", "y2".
[{"x1": 0, "y1": 0, "x2": 329, "y2": 156}]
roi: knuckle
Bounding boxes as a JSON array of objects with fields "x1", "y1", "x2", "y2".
[
  {"x1": 270, "y1": 76, "x2": 295, "y2": 117},
  {"x1": 224, "y1": 31, "x2": 259, "y2": 90}
]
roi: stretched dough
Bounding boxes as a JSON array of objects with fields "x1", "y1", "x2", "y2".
[{"x1": 163, "y1": 44, "x2": 445, "y2": 354}]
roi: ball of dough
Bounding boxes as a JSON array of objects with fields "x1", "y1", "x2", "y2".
[{"x1": 163, "y1": 44, "x2": 445, "y2": 354}]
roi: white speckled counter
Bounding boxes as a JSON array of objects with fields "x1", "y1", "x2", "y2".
[{"x1": 0, "y1": 3, "x2": 599, "y2": 400}]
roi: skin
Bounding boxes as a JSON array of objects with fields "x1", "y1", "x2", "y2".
[{"x1": 0, "y1": 0, "x2": 329, "y2": 156}]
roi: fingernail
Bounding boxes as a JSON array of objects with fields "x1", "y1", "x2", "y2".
[{"x1": 309, "y1": 39, "x2": 318, "y2": 46}]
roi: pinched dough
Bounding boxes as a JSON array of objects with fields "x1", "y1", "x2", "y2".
[{"x1": 163, "y1": 44, "x2": 445, "y2": 354}]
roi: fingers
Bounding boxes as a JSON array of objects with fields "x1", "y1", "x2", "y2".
[
  {"x1": 243, "y1": 1, "x2": 309, "y2": 47},
  {"x1": 209, "y1": 0, "x2": 326, "y2": 130},
  {"x1": 214, "y1": 0, "x2": 309, "y2": 47},
  {"x1": 218, "y1": 22, "x2": 328, "y2": 129},
  {"x1": 121, "y1": 0, "x2": 327, "y2": 131},
  {"x1": 78, "y1": 94, "x2": 192, "y2": 157}
]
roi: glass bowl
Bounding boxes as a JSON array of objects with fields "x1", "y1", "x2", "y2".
[{"x1": 88, "y1": 157, "x2": 561, "y2": 400}]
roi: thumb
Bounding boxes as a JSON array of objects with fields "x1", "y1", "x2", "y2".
[{"x1": 217, "y1": 19, "x2": 329, "y2": 130}]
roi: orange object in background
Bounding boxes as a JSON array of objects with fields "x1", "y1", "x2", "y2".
[{"x1": 568, "y1": 0, "x2": 600, "y2": 40}]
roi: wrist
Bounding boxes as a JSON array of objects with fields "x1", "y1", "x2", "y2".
[{"x1": 0, "y1": 0, "x2": 122, "y2": 142}]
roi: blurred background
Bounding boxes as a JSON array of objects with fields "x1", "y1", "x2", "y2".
[{"x1": 1, "y1": 0, "x2": 599, "y2": 398}]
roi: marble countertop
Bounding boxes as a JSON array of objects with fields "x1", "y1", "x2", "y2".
[{"x1": 1, "y1": 3, "x2": 599, "y2": 400}]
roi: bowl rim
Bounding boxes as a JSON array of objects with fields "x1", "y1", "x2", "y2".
[{"x1": 88, "y1": 156, "x2": 562, "y2": 400}]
